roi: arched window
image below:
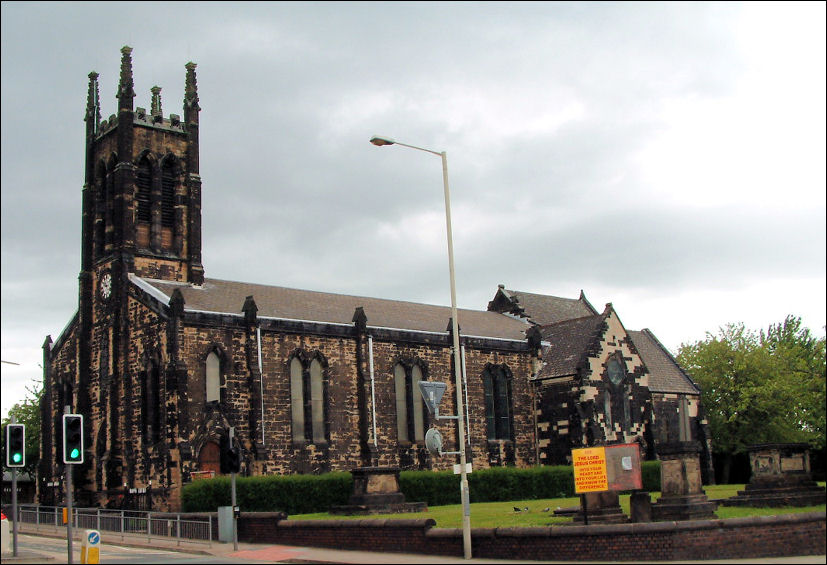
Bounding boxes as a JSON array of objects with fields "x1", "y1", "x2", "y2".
[
  {"x1": 605, "y1": 356, "x2": 632, "y2": 438},
  {"x1": 160, "y1": 159, "x2": 177, "y2": 249},
  {"x1": 135, "y1": 157, "x2": 152, "y2": 223},
  {"x1": 483, "y1": 364, "x2": 513, "y2": 441},
  {"x1": 142, "y1": 360, "x2": 161, "y2": 445},
  {"x1": 394, "y1": 364, "x2": 408, "y2": 442},
  {"x1": 135, "y1": 156, "x2": 152, "y2": 248},
  {"x1": 310, "y1": 359, "x2": 325, "y2": 443},
  {"x1": 94, "y1": 161, "x2": 107, "y2": 255},
  {"x1": 290, "y1": 358, "x2": 305, "y2": 442},
  {"x1": 206, "y1": 351, "x2": 221, "y2": 403},
  {"x1": 104, "y1": 157, "x2": 116, "y2": 250},
  {"x1": 289, "y1": 353, "x2": 327, "y2": 444},
  {"x1": 604, "y1": 388, "x2": 613, "y2": 429},
  {"x1": 394, "y1": 361, "x2": 426, "y2": 444}
]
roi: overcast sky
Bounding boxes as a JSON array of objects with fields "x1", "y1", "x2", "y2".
[{"x1": 2, "y1": 1, "x2": 825, "y2": 419}]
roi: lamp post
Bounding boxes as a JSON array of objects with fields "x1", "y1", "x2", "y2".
[{"x1": 370, "y1": 136, "x2": 472, "y2": 559}]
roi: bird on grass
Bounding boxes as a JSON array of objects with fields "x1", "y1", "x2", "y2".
[{"x1": 541, "y1": 507, "x2": 550, "y2": 512}]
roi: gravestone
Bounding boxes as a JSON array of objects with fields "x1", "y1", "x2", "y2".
[
  {"x1": 571, "y1": 490, "x2": 628, "y2": 524},
  {"x1": 329, "y1": 467, "x2": 427, "y2": 515},
  {"x1": 721, "y1": 443, "x2": 826, "y2": 507},
  {"x1": 651, "y1": 442, "x2": 718, "y2": 521},
  {"x1": 629, "y1": 491, "x2": 652, "y2": 522}
]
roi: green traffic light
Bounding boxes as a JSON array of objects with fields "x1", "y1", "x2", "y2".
[
  {"x1": 70, "y1": 448, "x2": 80, "y2": 459},
  {"x1": 12, "y1": 453, "x2": 22, "y2": 463}
]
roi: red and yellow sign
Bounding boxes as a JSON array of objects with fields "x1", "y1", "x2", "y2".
[{"x1": 572, "y1": 447, "x2": 608, "y2": 493}]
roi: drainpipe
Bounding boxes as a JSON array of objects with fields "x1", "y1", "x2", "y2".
[
  {"x1": 368, "y1": 335, "x2": 377, "y2": 448},
  {"x1": 257, "y1": 325, "x2": 265, "y2": 446},
  {"x1": 461, "y1": 345, "x2": 470, "y2": 446}
]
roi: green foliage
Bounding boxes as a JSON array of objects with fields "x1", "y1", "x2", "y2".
[
  {"x1": 182, "y1": 472, "x2": 352, "y2": 514},
  {"x1": 183, "y1": 463, "x2": 659, "y2": 514},
  {"x1": 761, "y1": 316, "x2": 826, "y2": 450},
  {"x1": 399, "y1": 469, "x2": 459, "y2": 506},
  {"x1": 677, "y1": 316, "x2": 826, "y2": 457},
  {"x1": 401, "y1": 465, "x2": 576, "y2": 505},
  {"x1": 1, "y1": 380, "x2": 42, "y2": 477}
]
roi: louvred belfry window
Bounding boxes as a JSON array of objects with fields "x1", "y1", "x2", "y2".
[
  {"x1": 135, "y1": 159, "x2": 152, "y2": 223},
  {"x1": 161, "y1": 163, "x2": 176, "y2": 228}
]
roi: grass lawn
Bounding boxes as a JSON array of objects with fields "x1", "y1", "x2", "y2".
[{"x1": 288, "y1": 482, "x2": 826, "y2": 529}]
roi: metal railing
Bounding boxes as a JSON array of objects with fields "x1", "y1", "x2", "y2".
[{"x1": 11, "y1": 504, "x2": 212, "y2": 546}]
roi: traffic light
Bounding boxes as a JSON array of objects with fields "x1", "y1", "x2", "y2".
[
  {"x1": 63, "y1": 414, "x2": 84, "y2": 464},
  {"x1": 6, "y1": 424, "x2": 25, "y2": 468},
  {"x1": 219, "y1": 433, "x2": 241, "y2": 474},
  {"x1": 227, "y1": 446, "x2": 241, "y2": 474}
]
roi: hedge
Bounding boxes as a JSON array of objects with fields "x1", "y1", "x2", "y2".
[
  {"x1": 181, "y1": 462, "x2": 661, "y2": 513},
  {"x1": 182, "y1": 471, "x2": 352, "y2": 514}
]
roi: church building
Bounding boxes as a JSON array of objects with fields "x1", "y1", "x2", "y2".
[{"x1": 39, "y1": 48, "x2": 713, "y2": 511}]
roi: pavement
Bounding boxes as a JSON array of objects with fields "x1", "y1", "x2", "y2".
[{"x1": 2, "y1": 522, "x2": 825, "y2": 564}]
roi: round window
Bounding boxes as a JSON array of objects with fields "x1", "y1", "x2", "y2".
[{"x1": 607, "y1": 358, "x2": 625, "y2": 385}]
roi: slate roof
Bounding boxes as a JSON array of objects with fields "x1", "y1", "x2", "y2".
[
  {"x1": 627, "y1": 329, "x2": 700, "y2": 394},
  {"x1": 497, "y1": 288, "x2": 598, "y2": 325},
  {"x1": 132, "y1": 276, "x2": 531, "y2": 341},
  {"x1": 534, "y1": 314, "x2": 607, "y2": 379}
]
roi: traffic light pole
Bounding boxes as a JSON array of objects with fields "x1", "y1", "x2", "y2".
[
  {"x1": 230, "y1": 427, "x2": 238, "y2": 551},
  {"x1": 10, "y1": 416, "x2": 19, "y2": 557},
  {"x1": 64, "y1": 405, "x2": 74, "y2": 564}
]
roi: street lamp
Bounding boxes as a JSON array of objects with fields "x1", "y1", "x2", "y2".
[{"x1": 370, "y1": 135, "x2": 472, "y2": 560}]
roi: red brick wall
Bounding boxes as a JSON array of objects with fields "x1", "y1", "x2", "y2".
[{"x1": 234, "y1": 512, "x2": 826, "y2": 561}]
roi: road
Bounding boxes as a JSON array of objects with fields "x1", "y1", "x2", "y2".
[{"x1": 3, "y1": 533, "x2": 239, "y2": 564}]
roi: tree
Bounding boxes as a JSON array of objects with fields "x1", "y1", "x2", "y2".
[
  {"x1": 760, "y1": 316, "x2": 826, "y2": 450},
  {"x1": 1, "y1": 380, "x2": 42, "y2": 478},
  {"x1": 677, "y1": 316, "x2": 826, "y2": 483}
]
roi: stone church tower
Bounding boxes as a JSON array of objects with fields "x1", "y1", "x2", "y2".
[{"x1": 41, "y1": 47, "x2": 205, "y2": 506}]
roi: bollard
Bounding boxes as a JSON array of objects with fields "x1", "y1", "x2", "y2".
[
  {"x1": 81, "y1": 530, "x2": 101, "y2": 564},
  {"x1": 1, "y1": 514, "x2": 10, "y2": 554}
]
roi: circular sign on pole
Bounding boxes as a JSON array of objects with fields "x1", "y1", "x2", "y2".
[
  {"x1": 82, "y1": 529, "x2": 101, "y2": 564},
  {"x1": 425, "y1": 427, "x2": 443, "y2": 457}
]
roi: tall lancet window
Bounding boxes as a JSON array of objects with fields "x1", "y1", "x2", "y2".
[
  {"x1": 309, "y1": 358, "x2": 325, "y2": 443},
  {"x1": 394, "y1": 362, "x2": 426, "y2": 443},
  {"x1": 206, "y1": 351, "x2": 221, "y2": 403},
  {"x1": 94, "y1": 161, "x2": 107, "y2": 256},
  {"x1": 289, "y1": 353, "x2": 328, "y2": 444},
  {"x1": 483, "y1": 364, "x2": 513, "y2": 441},
  {"x1": 290, "y1": 358, "x2": 305, "y2": 442},
  {"x1": 160, "y1": 159, "x2": 177, "y2": 249},
  {"x1": 135, "y1": 156, "x2": 152, "y2": 247}
]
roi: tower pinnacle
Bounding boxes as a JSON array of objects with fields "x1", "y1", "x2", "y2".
[
  {"x1": 85, "y1": 71, "x2": 100, "y2": 134},
  {"x1": 117, "y1": 45, "x2": 135, "y2": 110}
]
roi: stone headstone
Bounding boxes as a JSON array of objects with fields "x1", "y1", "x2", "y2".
[
  {"x1": 329, "y1": 467, "x2": 427, "y2": 515},
  {"x1": 630, "y1": 491, "x2": 652, "y2": 523},
  {"x1": 651, "y1": 442, "x2": 717, "y2": 521},
  {"x1": 721, "y1": 443, "x2": 826, "y2": 507},
  {"x1": 571, "y1": 490, "x2": 628, "y2": 524}
]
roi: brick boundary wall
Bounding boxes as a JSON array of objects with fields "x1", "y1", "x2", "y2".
[{"x1": 234, "y1": 512, "x2": 826, "y2": 561}]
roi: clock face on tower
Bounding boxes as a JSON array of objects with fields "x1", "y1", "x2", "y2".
[{"x1": 99, "y1": 271, "x2": 112, "y2": 301}]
